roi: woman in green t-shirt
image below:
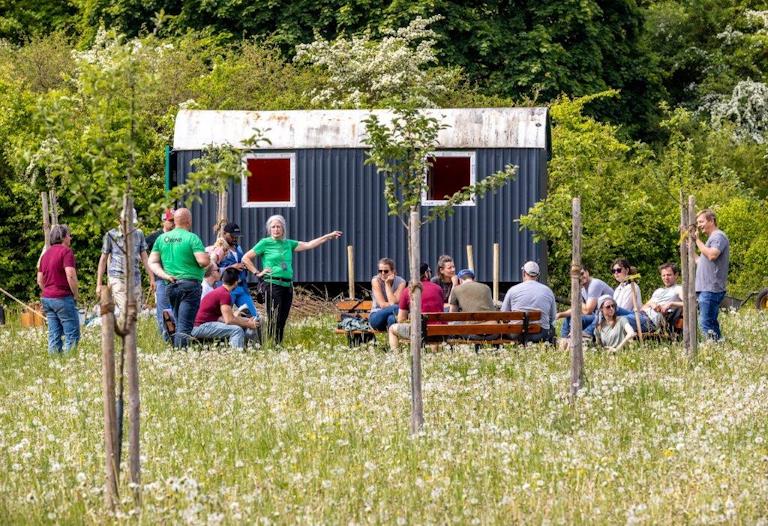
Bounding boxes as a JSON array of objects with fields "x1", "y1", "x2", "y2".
[{"x1": 243, "y1": 214, "x2": 342, "y2": 344}]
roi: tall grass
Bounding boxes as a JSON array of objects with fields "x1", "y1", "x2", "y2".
[{"x1": 1, "y1": 310, "x2": 767, "y2": 524}]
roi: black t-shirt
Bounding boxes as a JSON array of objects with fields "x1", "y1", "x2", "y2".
[{"x1": 145, "y1": 229, "x2": 163, "y2": 252}]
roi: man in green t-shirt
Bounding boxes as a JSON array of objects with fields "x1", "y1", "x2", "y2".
[{"x1": 148, "y1": 208, "x2": 210, "y2": 347}]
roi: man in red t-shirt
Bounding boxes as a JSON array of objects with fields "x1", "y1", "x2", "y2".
[
  {"x1": 190, "y1": 268, "x2": 260, "y2": 348},
  {"x1": 37, "y1": 224, "x2": 80, "y2": 354},
  {"x1": 388, "y1": 263, "x2": 445, "y2": 352}
]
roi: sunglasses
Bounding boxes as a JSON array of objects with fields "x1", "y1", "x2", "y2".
[
  {"x1": 602, "y1": 304, "x2": 616, "y2": 310},
  {"x1": 378, "y1": 269, "x2": 390, "y2": 274},
  {"x1": 611, "y1": 268, "x2": 624, "y2": 274}
]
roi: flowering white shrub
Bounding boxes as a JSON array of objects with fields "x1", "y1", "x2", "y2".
[
  {"x1": 294, "y1": 16, "x2": 461, "y2": 108},
  {"x1": 704, "y1": 80, "x2": 768, "y2": 143}
]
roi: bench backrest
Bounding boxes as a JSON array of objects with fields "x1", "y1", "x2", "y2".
[{"x1": 421, "y1": 310, "x2": 543, "y2": 337}]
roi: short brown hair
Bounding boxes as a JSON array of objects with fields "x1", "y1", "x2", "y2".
[
  {"x1": 658, "y1": 262, "x2": 678, "y2": 274},
  {"x1": 697, "y1": 208, "x2": 717, "y2": 225},
  {"x1": 378, "y1": 258, "x2": 396, "y2": 272}
]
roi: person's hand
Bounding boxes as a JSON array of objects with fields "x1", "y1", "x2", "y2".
[
  {"x1": 231, "y1": 262, "x2": 245, "y2": 270},
  {"x1": 385, "y1": 273, "x2": 395, "y2": 286},
  {"x1": 167, "y1": 275, "x2": 177, "y2": 284},
  {"x1": 257, "y1": 268, "x2": 272, "y2": 278},
  {"x1": 326, "y1": 231, "x2": 342, "y2": 240},
  {"x1": 149, "y1": 280, "x2": 157, "y2": 294},
  {"x1": 250, "y1": 317, "x2": 260, "y2": 329},
  {"x1": 606, "y1": 346, "x2": 617, "y2": 353},
  {"x1": 96, "y1": 284, "x2": 102, "y2": 297}
]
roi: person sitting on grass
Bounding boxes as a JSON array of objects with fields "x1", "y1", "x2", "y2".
[
  {"x1": 594, "y1": 295, "x2": 636, "y2": 352},
  {"x1": 191, "y1": 268, "x2": 260, "y2": 348},
  {"x1": 388, "y1": 263, "x2": 444, "y2": 352}
]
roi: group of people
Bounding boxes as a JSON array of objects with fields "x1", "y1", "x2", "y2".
[
  {"x1": 35, "y1": 204, "x2": 729, "y2": 353},
  {"x1": 36, "y1": 208, "x2": 342, "y2": 352}
]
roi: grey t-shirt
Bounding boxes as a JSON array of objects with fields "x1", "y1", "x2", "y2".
[
  {"x1": 596, "y1": 316, "x2": 635, "y2": 348},
  {"x1": 581, "y1": 278, "x2": 614, "y2": 313},
  {"x1": 370, "y1": 275, "x2": 406, "y2": 311},
  {"x1": 448, "y1": 281, "x2": 495, "y2": 313},
  {"x1": 695, "y1": 229, "x2": 730, "y2": 293},
  {"x1": 501, "y1": 280, "x2": 557, "y2": 329}
]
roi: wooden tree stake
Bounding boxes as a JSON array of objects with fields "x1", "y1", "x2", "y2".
[
  {"x1": 687, "y1": 195, "x2": 698, "y2": 360},
  {"x1": 100, "y1": 286, "x2": 118, "y2": 510},
  {"x1": 409, "y1": 207, "x2": 424, "y2": 434},
  {"x1": 466, "y1": 245, "x2": 474, "y2": 272},
  {"x1": 570, "y1": 197, "x2": 585, "y2": 398},
  {"x1": 41, "y1": 192, "x2": 51, "y2": 250},
  {"x1": 347, "y1": 245, "x2": 355, "y2": 299},
  {"x1": 492, "y1": 243, "x2": 500, "y2": 302},
  {"x1": 680, "y1": 191, "x2": 691, "y2": 354}
]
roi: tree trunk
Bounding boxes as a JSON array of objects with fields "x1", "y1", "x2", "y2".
[
  {"x1": 408, "y1": 206, "x2": 424, "y2": 434},
  {"x1": 48, "y1": 189, "x2": 59, "y2": 226},
  {"x1": 680, "y1": 191, "x2": 691, "y2": 354},
  {"x1": 41, "y1": 192, "x2": 51, "y2": 251},
  {"x1": 217, "y1": 190, "x2": 228, "y2": 238},
  {"x1": 100, "y1": 286, "x2": 118, "y2": 510},
  {"x1": 570, "y1": 197, "x2": 584, "y2": 399},
  {"x1": 687, "y1": 195, "x2": 698, "y2": 360}
]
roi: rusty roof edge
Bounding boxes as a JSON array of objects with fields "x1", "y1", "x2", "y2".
[{"x1": 173, "y1": 108, "x2": 549, "y2": 151}]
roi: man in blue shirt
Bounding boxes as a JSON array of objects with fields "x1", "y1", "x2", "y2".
[{"x1": 694, "y1": 208, "x2": 730, "y2": 341}]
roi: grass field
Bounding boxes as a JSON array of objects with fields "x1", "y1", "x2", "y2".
[{"x1": 1, "y1": 309, "x2": 767, "y2": 524}]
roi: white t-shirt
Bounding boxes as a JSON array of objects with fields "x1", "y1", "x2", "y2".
[
  {"x1": 613, "y1": 281, "x2": 642, "y2": 311},
  {"x1": 643, "y1": 285, "x2": 683, "y2": 327}
]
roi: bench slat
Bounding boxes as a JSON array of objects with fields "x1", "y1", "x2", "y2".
[
  {"x1": 422, "y1": 311, "x2": 542, "y2": 322},
  {"x1": 426, "y1": 324, "x2": 542, "y2": 336}
]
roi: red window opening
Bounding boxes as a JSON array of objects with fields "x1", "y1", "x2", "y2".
[
  {"x1": 245, "y1": 157, "x2": 292, "y2": 204},
  {"x1": 426, "y1": 155, "x2": 472, "y2": 201}
]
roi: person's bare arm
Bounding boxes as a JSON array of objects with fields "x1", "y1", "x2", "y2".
[
  {"x1": 396, "y1": 307, "x2": 409, "y2": 323},
  {"x1": 242, "y1": 250, "x2": 270, "y2": 277},
  {"x1": 194, "y1": 251, "x2": 211, "y2": 269},
  {"x1": 148, "y1": 252, "x2": 175, "y2": 282},
  {"x1": 295, "y1": 231, "x2": 342, "y2": 252},
  {"x1": 582, "y1": 298, "x2": 597, "y2": 315},
  {"x1": 140, "y1": 251, "x2": 156, "y2": 292},
  {"x1": 96, "y1": 253, "x2": 108, "y2": 295},
  {"x1": 65, "y1": 267, "x2": 79, "y2": 301},
  {"x1": 371, "y1": 277, "x2": 389, "y2": 307},
  {"x1": 220, "y1": 304, "x2": 259, "y2": 328}
]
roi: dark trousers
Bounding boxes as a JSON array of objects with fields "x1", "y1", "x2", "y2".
[
  {"x1": 167, "y1": 280, "x2": 202, "y2": 348},
  {"x1": 265, "y1": 283, "x2": 293, "y2": 344}
]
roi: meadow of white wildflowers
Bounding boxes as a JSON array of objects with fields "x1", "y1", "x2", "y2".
[{"x1": 1, "y1": 310, "x2": 767, "y2": 524}]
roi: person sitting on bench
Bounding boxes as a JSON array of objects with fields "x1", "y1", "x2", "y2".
[
  {"x1": 191, "y1": 268, "x2": 260, "y2": 348},
  {"x1": 501, "y1": 261, "x2": 556, "y2": 343},
  {"x1": 449, "y1": 269, "x2": 495, "y2": 314},
  {"x1": 639, "y1": 262, "x2": 684, "y2": 334},
  {"x1": 388, "y1": 263, "x2": 444, "y2": 352}
]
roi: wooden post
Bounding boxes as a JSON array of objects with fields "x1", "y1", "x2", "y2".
[
  {"x1": 48, "y1": 189, "x2": 59, "y2": 226},
  {"x1": 630, "y1": 281, "x2": 643, "y2": 342},
  {"x1": 466, "y1": 245, "x2": 474, "y2": 272},
  {"x1": 679, "y1": 191, "x2": 691, "y2": 353},
  {"x1": 492, "y1": 243, "x2": 500, "y2": 302},
  {"x1": 570, "y1": 198, "x2": 585, "y2": 399},
  {"x1": 100, "y1": 286, "x2": 118, "y2": 509},
  {"x1": 216, "y1": 191, "x2": 228, "y2": 238},
  {"x1": 409, "y1": 207, "x2": 424, "y2": 434},
  {"x1": 347, "y1": 245, "x2": 355, "y2": 299},
  {"x1": 687, "y1": 195, "x2": 698, "y2": 359},
  {"x1": 41, "y1": 192, "x2": 51, "y2": 250}
]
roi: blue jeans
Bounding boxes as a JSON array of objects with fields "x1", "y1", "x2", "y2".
[
  {"x1": 167, "y1": 280, "x2": 202, "y2": 348},
  {"x1": 369, "y1": 305, "x2": 398, "y2": 330},
  {"x1": 231, "y1": 284, "x2": 259, "y2": 319},
  {"x1": 560, "y1": 314, "x2": 595, "y2": 337},
  {"x1": 191, "y1": 322, "x2": 246, "y2": 348},
  {"x1": 155, "y1": 278, "x2": 172, "y2": 341},
  {"x1": 698, "y1": 291, "x2": 725, "y2": 340},
  {"x1": 584, "y1": 307, "x2": 637, "y2": 338},
  {"x1": 42, "y1": 296, "x2": 80, "y2": 354}
]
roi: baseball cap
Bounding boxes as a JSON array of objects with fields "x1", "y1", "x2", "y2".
[
  {"x1": 223, "y1": 222, "x2": 241, "y2": 236},
  {"x1": 420, "y1": 262, "x2": 432, "y2": 276},
  {"x1": 521, "y1": 261, "x2": 540, "y2": 276},
  {"x1": 457, "y1": 268, "x2": 475, "y2": 280},
  {"x1": 161, "y1": 208, "x2": 174, "y2": 222}
]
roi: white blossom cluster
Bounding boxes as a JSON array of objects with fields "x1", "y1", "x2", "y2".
[
  {"x1": 703, "y1": 80, "x2": 768, "y2": 143},
  {"x1": 0, "y1": 310, "x2": 767, "y2": 523},
  {"x1": 295, "y1": 16, "x2": 461, "y2": 108}
]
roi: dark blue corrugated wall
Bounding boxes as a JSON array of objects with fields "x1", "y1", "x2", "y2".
[{"x1": 175, "y1": 148, "x2": 547, "y2": 283}]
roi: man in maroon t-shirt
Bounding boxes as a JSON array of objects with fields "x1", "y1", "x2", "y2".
[
  {"x1": 388, "y1": 263, "x2": 445, "y2": 351},
  {"x1": 190, "y1": 268, "x2": 260, "y2": 348},
  {"x1": 37, "y1": 224, "x2": 80, "y2": 354}
]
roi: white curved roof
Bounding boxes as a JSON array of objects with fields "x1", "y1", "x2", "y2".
[{"x1": 173, "y1": 108, "x2": 549, "y2": 150}]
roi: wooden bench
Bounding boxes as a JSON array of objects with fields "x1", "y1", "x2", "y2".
[
  {"x1": 334, "y1": 299, "x2": 387, "y2": 346},
  {"x1": 421, "y1": 311, "x2": 546, "y2": 350}
]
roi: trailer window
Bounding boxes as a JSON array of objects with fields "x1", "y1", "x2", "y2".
[
  {"x1": 242, "y1": 153, "x2": 296, "y2": 207},
  {"x1": 423, "y1": 152, "x2": 476, "y2": 206}
]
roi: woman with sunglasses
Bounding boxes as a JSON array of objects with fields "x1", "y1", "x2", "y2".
[
  {"x1": 368, "y1": 258, "x2": 407, "y2": 331},
  {"x1": 611, "y1": 259, "x2": 642, "y2": 311},
  {"x1": 594, "y1": 295, "x2": 636, "y2": 352}
]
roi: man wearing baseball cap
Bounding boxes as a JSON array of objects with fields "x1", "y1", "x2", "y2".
[
  {"x1": 448, "y1": 269, "x2": 495, "y2": 314},
  {"x1": 213, "y1": 222, "x2": 259, "y2": 319},
  {"x1": 500, "y1": 261, "x2": 557, "y2": 343}
]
